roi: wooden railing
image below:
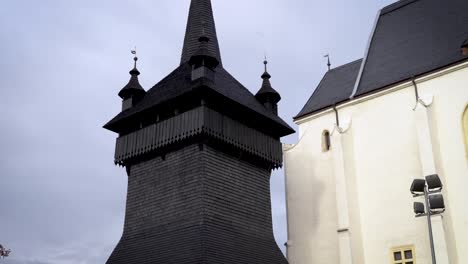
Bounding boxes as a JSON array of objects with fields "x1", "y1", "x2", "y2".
[{"x1": 114, "y1": 106, "x2": 282, "y2": 167}]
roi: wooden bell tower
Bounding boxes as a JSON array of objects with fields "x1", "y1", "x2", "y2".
[{"x1": 103, "y1": 1, "x2": 294, "y2": 263}]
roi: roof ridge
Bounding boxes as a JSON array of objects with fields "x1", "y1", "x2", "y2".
[
  {"x1": 294, "y1": 58, "x2": 363, "y2": 120},
  {"x1": 351, "y1": 7, "x2": 382, "y2": 99},
  {"x1": 381, "y1": 0, "x2": 419, "y2": 15},
  {"x1": 217, "y1": 67, "x2": 293, "y2": 130},
  {"x1": 329, "y1": 58, "x2": 363, "y2": 72},
  {"x1": 314, "y1": 59, "x2": 363, "y2": 100}
]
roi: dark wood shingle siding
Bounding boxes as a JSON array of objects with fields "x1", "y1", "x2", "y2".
[
  {"x1": 105, "y1": 1, "x2": 291, "y2": 262},
  {"x1": 107, "y1": 144, "x2": 287, "y2": 264}
]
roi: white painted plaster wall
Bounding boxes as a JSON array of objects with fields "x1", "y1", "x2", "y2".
[
  {"x1": 284, "y1": 62, "x2": 468, "y2": 264},
  {"x1": 284, "y1": 114, "x2": 340, "y2": 264}
]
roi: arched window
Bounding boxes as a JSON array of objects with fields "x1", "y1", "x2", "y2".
[
  {"x1": 463, "y1": 106, "x2": 468, "y2": 158},
  {"x1": 322, "y1": 130, "x2": 331, "y2": 152}
]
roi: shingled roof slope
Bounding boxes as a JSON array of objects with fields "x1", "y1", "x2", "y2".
[
  {"x1": 105, "y1": 0, "x2": 293, "y2": 133},
  {"x1": 295, "y1": 59, "x2": 362, "y2": 119},
  {"x1": 105, "y1": 63, "x2": 293, "y2": 131},
  {"x1": 181, "y1": 0, "x2": 222, "y2": 65},
  {"x1": 355, "y1": 0, "x2": 468, "y2": 97}
]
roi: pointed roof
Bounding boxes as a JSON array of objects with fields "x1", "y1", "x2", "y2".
[
  {"x1": 295, "y1": 59, "x2": 362, "y2": 120},
  {"x1": 118, "y1": 57, "x2": 146, "y2": 99},
  {"x1": 255, "y1": 60, "x2": 281, "y2": 103},
  {"x1": 105, "y1": 63, "x2": 294, "y2": 135},
  {"x1": 105, "y1": 0, "x2": 294, "y2": 136},
  {"x1": 181, "y1": 0, "x2": 222, "y2": 65},
  {"x1": 296, "y1": 0, "x2": 468, "y2": 120},
  {"x1": 354, "y1": 0, "x2": 468, "y2": 97}
]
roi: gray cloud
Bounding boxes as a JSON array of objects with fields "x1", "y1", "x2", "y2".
[{"x1": 0, "y1": 0, "x2": 393, "y2": 263}]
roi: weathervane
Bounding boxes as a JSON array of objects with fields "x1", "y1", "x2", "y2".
[
  {"x1": 131, "y1": 47, "x2": 138, "y2": 67},
  {"x1": 0, "y1": 244, "x2": 11, "y2": 259},
  {"x1": 324, "y1": 54, "x2": 331, "y2": 71}
]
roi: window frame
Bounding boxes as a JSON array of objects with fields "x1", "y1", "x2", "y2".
[
  {"x1": 390, "y1": 245, "x2": 416, "y2": 264},
  {"x1": 322, "y1": 130, "x2": 331, "y2": 152}
]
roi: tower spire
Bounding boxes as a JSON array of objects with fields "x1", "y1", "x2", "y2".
[{"x1": 181, "y1": 0, "x2": 222, "y2": 66}]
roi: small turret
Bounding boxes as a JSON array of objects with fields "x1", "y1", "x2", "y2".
[
  {"x1": 188, "y1": 26, "x2": 220, "y2": 82},
  {"x1": 255, "y1": 59, "x2": 281, "y2": 115},
  {"x1": 118, "y1": 52, "x2": 146, "y2": 111}
]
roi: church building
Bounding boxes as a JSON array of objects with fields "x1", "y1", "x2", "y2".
[{"x1": 284, "y1": 0, "x2": 468, "y2": 263}]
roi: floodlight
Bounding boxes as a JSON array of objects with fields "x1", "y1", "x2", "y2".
[
  {"x1": 410, "y1": 176, "x2": 446, "y2": 264},
  {"x1": 413, "y1": 202, "x2": 425, "y2": 215},
  {"x1": 429, "y1": 194, "x2": 445, "y2": 212},
  {"x1": 426, "y1": 174, "x2": 443, "y2": 192},
  {"x1": 410, "y1": 179, "x2": 426, "y2": 194}
]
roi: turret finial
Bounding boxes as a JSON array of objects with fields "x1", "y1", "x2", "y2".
[
  {"x1": 261, "y1": 56, "x2": 271, "y2": 80},
  {"x1": 131, "y1": 48, "x2": 138, "y2": 69},
  {"x1": 118, "y1": 48, "x2": 146, "y2": 103},
  {"x1": 324, "y1": 54, "x2": 331, "y2": 71},
  {"x1": 129, "y1": 48, "x2": 140, "y2": 76}
]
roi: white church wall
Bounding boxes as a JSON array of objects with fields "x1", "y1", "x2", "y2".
[
  {"x1": 285, "y1": 62, "x2": 468, "y2": 264},
  {"x1": 339, "y1": 128, "x2": 365, "y2": 264},
  {"x1": 348, "y1": 83, "x2": 433, "y2": 263},
  {"x1": 416, "y1": 65, "x2": 468, "y2": 263},
  {"x1": 284, "y1": 113, "x2": 340, "y2": 264}
]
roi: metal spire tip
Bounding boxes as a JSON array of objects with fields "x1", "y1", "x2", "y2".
[
  {"x1": 324, "y1": 54, "x2": 331, "y2": 71},
  {"x1": 131, "y1": 47, "x2": 138, "y2": 68}
]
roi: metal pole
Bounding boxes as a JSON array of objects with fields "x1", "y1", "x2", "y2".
[{"x1": 425, "y1": 185, "x2": 437, "y2": 264}]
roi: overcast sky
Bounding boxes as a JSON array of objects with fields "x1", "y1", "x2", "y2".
[{"x1": 0, "y1": 0, "x2": 394, "y2": 263}]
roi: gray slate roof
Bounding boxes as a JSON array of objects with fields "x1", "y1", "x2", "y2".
[
  {"x1": 118, "y1": 67, "x2": 145, "y2": 99},
  {"x1": 105, "y1": 0, "x2": 293, "y2": 134},
  {"x1": 355, "y1": 0, "x2": 468, "y2": 97},
  {"x1": 105, "y1": 63, "x2": 293, "y2": 131},
  {"x1": 295, "y1": 59, "x2": 362, "y2": 119},
  {"x1": 181, "y1": 0, "x2": 222, "y2": 65},
  {"x1": 296, "y1": 0, "x2": 468, "y2": 119},
  {"x1": 256, "y1": 70, "x2": 281, "y2": 102}
]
